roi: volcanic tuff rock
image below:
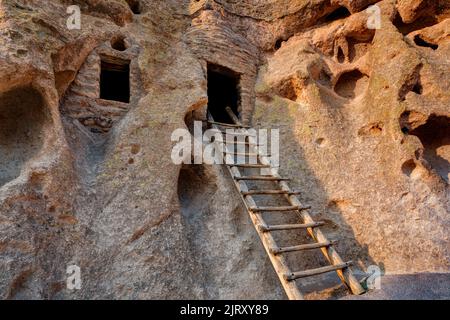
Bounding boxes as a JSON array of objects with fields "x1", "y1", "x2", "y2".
[{"x1": 0, "y1": 0, "x2": 448, "y2": 299}]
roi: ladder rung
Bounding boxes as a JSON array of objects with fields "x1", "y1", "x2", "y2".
[
  {"x1": 224, "y1": 151, "x2": 260, "y2": 157},
  {"x1": 218, "y1": 141, "x2": 260, "y2": 146},
  {"x1": 216, "y1": 131, "x2": 257, "y2": 137},
  {"x1": 242, "y1": 190, "x2": 300, "y2": 196},
  {"x1": 258, "y1": 222, "x2": 325, "y2": 232},
  {"x1": 235, "y1": 176, "x2": 290, "y2": 181},
  {"x1": 236, "y1": 141, "x2": 260, "y2": 145},
  {"x1": 285, "y1": 262, "x2": 353, "y2": 281},
  {"x1": 225, "y1": 149, "x2": 269, "y2": 155},
  {"x1": 250, "y1": 205, "x2": 310, "y2": 212},
  {"x1": 232, "y1": 164, "x2": 271, "y2": 169},
  {"x1": 270, "y1": 241, "x2": 335, "y2": 255},
  {"x1": 207, "y1": 120, "x2": 250, "y2": 128}
]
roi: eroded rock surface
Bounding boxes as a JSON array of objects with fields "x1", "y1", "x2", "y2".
[{"x1": 0, "y1": 0, "x2": 448, "y2": 299}]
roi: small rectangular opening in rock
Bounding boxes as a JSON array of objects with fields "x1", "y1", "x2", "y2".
[
  {"x1": 100, "y1": 59, "x2": 130, "y2": 103},
  {"x1": 207, "y1": 63, "x2": 241, "y2": 124}
]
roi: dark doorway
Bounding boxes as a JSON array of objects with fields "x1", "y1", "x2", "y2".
[
  {"x1": 207, "y1": 64, "x2": 241, "y2": 123},
  {"x1": 100, "y1": 59, "x2": 130, "y2": 103}
]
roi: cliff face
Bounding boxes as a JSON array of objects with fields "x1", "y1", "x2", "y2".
[{"x1": 0, "y1": 0, "x2": 448, "y2": 299}]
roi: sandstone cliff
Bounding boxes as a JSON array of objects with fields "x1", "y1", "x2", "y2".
[{"x1": 0, "y1": 0, "x2": 448, "y2": 299}]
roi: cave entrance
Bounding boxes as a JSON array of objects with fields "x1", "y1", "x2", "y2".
[
  {"x1": 0, "y1": 86, "x2": 50, "y2": 186},
  {"x1": 100, "y1": 58, "x2": 130, "y2": 103},
  {"x1": 410, "y1": 115, "x2": 450, "y2": 183},
  {"x1": 207, "y1": 63, "x2": 241, "y2": 124}
]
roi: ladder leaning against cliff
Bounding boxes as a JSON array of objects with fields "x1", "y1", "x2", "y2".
[{"x1": 206, "y1": 107, "x2": 365, "y2": 300}]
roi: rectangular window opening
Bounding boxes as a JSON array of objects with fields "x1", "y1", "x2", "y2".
[
  {"x1": 207, "y1": 63, "x2": 241, "y2": 124},
  {"x1": 100, "y1": 59, "x2": 130, "y2": 103}
]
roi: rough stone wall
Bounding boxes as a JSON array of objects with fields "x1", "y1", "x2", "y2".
[
  {"x1": 254, "y1": 0, "x2": 450, "y2": 274},
  {"x1": 0, "y1": 0, "x2": 448, "y2": 300}
]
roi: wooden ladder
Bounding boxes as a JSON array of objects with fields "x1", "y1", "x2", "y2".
[{"x1": 207, "y1": 107, "x2": 365, "y2": 300}]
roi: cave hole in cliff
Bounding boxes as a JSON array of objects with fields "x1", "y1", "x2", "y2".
[
  {"x1": 324, "y1": 6, "x2": 351, "y2": 22},
  {"x1": 126, "y1": 0, "x2": 141, "y2": 14},
  {"x1": 399, "y1": 64, "x2": 425, "y2": 101},
  {"x1": 207, "y1": 63, "x2": 241, "y2": 124},
  {"x1": 178, "y1": 164, "x2": 217, "y2": 220},
  {"x1": 413, "y1": 35, "x2": 438, "y2": 50},
  {"x1": 0, "y1": 86, "x2": 50, "y2": 187},
  {"x1": 334, "y1": 69, "x2": 369, "y2": 99},
  {"x1": 111, "y1": 36, "x2": 128, "y2": 51},
  {"x1": 393, "y1": 12, "x2": 438, "y2": 35},
  {"x1": 409, "y1": 115, "x2": 450, "y2": 183},
  {"x1": 402, "y1": 159, "x2": 417, "y2": 177},
  {"x1": 274, "y1": 38, "x2": 284, "y2": 50},
  {"x1": 412, "y1": 81, "x2": 423, "y2": 95},
  {"x1": 336, "y1": 47, "x2": 345, "y2": 63},
  {"x1": 100, "y1": 58, "x2": 130, "y2": 103},
  {"x1": 317, "y1": 69, "x2": 332, "y2": 88},
  {"x1": 348, "y1": 36, "x2": 374, "y2": 62}
]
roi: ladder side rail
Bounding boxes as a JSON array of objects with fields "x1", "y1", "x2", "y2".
[{"x1": 207, "y1": 112, "x2": 304, "y2": 300}]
